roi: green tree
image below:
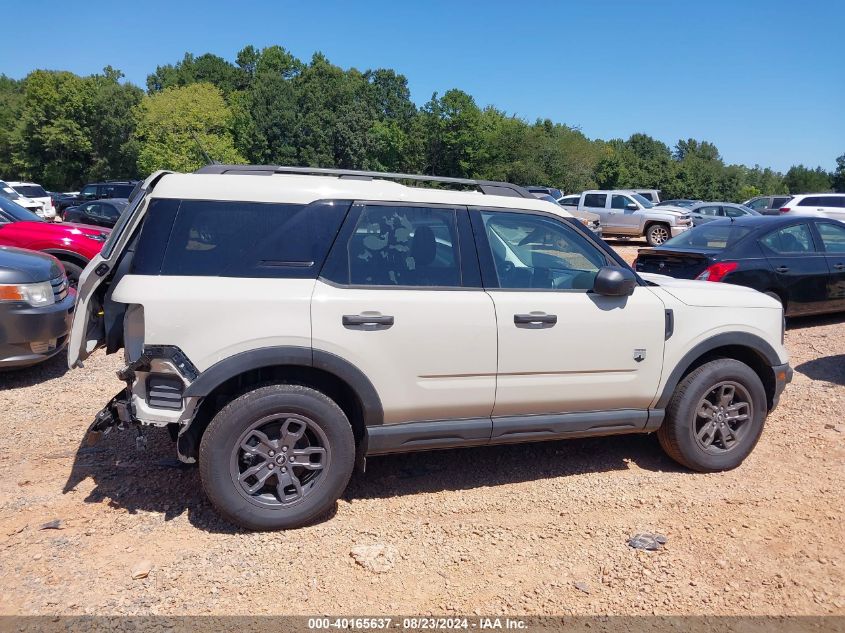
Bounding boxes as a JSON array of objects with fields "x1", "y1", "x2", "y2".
[
  {"x1": 832, "y1": 154, "x2": 845, "y2": 193},
  {"x1": 784, "y1": 165, "x2": 832, "y2": 193},
  {"x1": 132, "y1": 83, "x2": 244, "y2": 174},
  {"x1": 0, "y1": 75, "x2": 24, "y2": 177},
  {"x1": 147, "y1": 53, "x2": 244, "y2": 94}
]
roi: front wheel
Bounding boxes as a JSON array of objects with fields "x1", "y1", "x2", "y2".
[
  {"x1": 645, "y1": 223, "x2": 671, "y2": 246},
  {"x1": 657, "y1": 358, "x2": 767, "y2": 472},
  {"x1": 199, "y1": 384, "x2": 355, "y2": 530}
]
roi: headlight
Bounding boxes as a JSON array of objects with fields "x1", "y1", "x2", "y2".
[{"x1": 0, "y1": 282, "x2": 55, "y2": 307}]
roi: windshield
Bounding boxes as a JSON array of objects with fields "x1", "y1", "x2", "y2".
[
  {"x1": 631, "y1": 193, "x2": 654, "y2": 208},
  {"x1": 0, "y1": 196, "x2": 44, "y2": 222},
  {"x1": 0, "y1": 182, "x2": 23, "y2": 201},
  {"x1": 14, "y1": 184, "x2": 48, "y2": 198},
  {"x1": 663, "y1": 224, "x2": 752, "y2": 250}
]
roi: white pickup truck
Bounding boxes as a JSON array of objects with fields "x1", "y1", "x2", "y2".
[{"x1": 560, "y1": 190, "x2": 692, "y2": 245}]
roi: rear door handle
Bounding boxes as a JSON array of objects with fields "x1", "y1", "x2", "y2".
[
  {"x1": 514, "y1": 312, "x2": 557, "y2": 325},
  {"x1": 834, "y1": 263, "x2": 845, "y2": 271},
  {"x1": 342, "y1": 314, "x2": 394, "y2": 328},
  {"x1": 776, "y1": 266, "x2": 790, "y2": 273}
]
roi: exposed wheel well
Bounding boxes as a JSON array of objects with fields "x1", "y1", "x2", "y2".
[
  {"x1": 43, "y1": 250, "x2": 88, "y2": 269},
  {"x1": 644, "y1": 220, "x2": 670, "y2": 232},
  {"x1": 673, "y1": 345, "x2": 776, "y2": 411},
  {"x1": 178, "y1": 364, "x2": 366, "y2": 462}
]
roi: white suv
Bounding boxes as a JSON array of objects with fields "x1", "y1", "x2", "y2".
[
  {"x1": 780, "y1": 193, "x2": 845, "y2": 222},
  {"x1": 6, "y1": 181, "x2": 56, "y2": 220},
  {"x1": 69, "y1": 166, "x2": 791, "y2": 530}
]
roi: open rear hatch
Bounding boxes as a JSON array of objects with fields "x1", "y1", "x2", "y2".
[
  {"x1": 67, "y1": 171, "x2": 171, "y2": 368},
  {"x1": 635, "y1": 247, "x2": 715, "y2": 280}
]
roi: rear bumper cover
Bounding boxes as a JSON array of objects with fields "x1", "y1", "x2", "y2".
[{"x1": 771, "y1": 362, "x2": 793, "y2": 410}]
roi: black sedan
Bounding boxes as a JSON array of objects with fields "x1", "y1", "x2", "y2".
[
  {"x1": 62, "y1": 198, "x2": 128, "y2": 228},
  {"x1": 634, "y1": 216, "x2": 845, "y2": 317}
]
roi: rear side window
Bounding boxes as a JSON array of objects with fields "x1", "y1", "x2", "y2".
[
  {"x1": 772, "y1": 197, "x2": 790, "y2": 208},
  {"x1": 583, "y1": 193, "x2": 606, "y2": 208},
  {"x1": 760, "y1": 224, "x2": 815, "y2": 254},
  {"x1": 132, "y1": 199, "x2": 350, "y2": 277},
  {"x1": 102, "y1": 184, "x2": 134, "y2": 198},
  {"x1": 797, "y1": 196, "x2": 824, "y2": 207},
  {"x1": 344, "y1": 205, "x2": 462, "y2": 287}
]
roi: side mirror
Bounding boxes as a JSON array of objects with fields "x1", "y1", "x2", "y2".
[
  {"x1": 593, "y1": 266, "x2": 637, "y2": 297},
  {"x1": 626, "y1": 203, "x2": 638, "y2": 211}
]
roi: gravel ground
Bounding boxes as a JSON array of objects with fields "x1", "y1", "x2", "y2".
[{"x1": 0, "y1": 241, "x2": 843, "y2": 616}]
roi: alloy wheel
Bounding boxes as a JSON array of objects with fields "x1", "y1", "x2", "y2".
[{"x1": 693, "y1": 381, "x2": 753, "y2": 454}]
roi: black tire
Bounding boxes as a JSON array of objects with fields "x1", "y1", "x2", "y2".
[
  {"x1": 657, "y1": 358, "x2": 767, "y2": 472},
  {"x1": 199, "y1": 384, "x2": 355, "y2": 531},
  {"x1": 645, "y1": 223, "x2": 671, "y2": 246},
  {"x1": 60, "y1": 261, "x2": 84, "y2": 288}
]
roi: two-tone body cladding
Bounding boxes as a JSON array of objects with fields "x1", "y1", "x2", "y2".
[{"x1": 69, "y1": 165, "x2": 792, "y2": 530}]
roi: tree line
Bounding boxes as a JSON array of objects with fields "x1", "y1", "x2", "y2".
[{"x1": 1, "y1": 45, "x2": 843, "y2": 200}]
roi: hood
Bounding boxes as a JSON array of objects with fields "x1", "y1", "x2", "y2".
[
  {"x1": 570, "y1": 208, "x2": 600, "y2": 222},
  {"x1": 650, "y1": 205, "x2": 690, "y2": 216},
  {"x1": 640, "y1": 273, "x2": 781, "y2": 309},
  {"x1": 0, "y1": 245, "x2": 61, "y2": 283},
  {"x1": 14, "y1": 220, "x2": 110, "y2": 240}
]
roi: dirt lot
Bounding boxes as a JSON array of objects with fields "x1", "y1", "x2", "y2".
[{"x1": 0, "y1": 242, "x2": 843, "y2": 617}]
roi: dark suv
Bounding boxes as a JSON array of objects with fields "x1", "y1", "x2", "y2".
[{"x1": 56, "y1": 181, "x2": 139, "y2": 212}]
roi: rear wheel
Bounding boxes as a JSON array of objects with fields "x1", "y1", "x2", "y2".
[
  {"x1": 645, "y1": 223, "x2": 671, "y2": 246},
  {"x1": 199, "y1": 384, "x2": 355, "y2": 531},
  {"x1": 658, "y1": 358, "x2": 767, "y2": 472}
]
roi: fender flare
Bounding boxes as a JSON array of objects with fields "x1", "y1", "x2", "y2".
[
  {"x1": 654, "y1": 332, "x2": 781, "y2": 409},
  {"x1": 183, "y1": 346, "x2": 384, "y2": 426}
]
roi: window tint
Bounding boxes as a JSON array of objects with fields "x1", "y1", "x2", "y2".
[
  {"x1": 80, "y1": 185, "x2": 97, "y2": 197},
  {"x1": 816, "y1": 222, "x2": 845, "y2": 253},
  {"x1": 611, "y1": 194, "x2": 633, "y2": 210},
  {"x1": 103, "y1": 184, "x2": 134, "y2": 198},
  {"x1": 819, "y1": 196, "x2": 845, "y2": 208},
  {"x1": 560, "y1": 195, "x2": 579, "y2": 206},
  {"x1": 797, "y1": 196, "x2": 824, "y2": 207},
  {"x1": 760, "y1": 224, "x2": 815, "y2": 254},
  {"x1": 14, "y1": 185, "x2": 48, "y2": 198},
  {"x1": 133, "y1": 199, "x2": 349, "y2": 277},
  {"x1": 664, "y1": 224, "x2": 752, "y2": 250},
  {"x1": 344, "y1": 205, "x2": 461, "y2": 287},
  {"x1": 481, "y1": 211, "x2": 605, "y2": 290},
  {"x1": 772, "y1": 197, "x2": 790, "y2": 208},
  {"x1": 583, "y1": 193, "x2": 606, "y2": 208},
  {"x1": 103, "y1": 203, "x2": 121, "y2": 220}
]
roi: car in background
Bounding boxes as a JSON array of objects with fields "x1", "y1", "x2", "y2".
[
  {"x1": 56, "y1": 180, "x2": 139, "y2": 211},
  {"x1": 688, "y1": 202, "x2": 760, "y2": 226},
  {"x1": 634, "y1": 215, "x2": 845, "y2": 317},
  {"x1": 0, "y1": 246, "x2": 74, "y2": 369},
  {"x1": 634, "y1": 189, "x2": 661, "y2": 204},
  {"x1": 0, "y1": 196, "x2": 109, "y2": 287},
  {"x1": 744, "y1": 195, "x2": 792, "y2": 216},
  {"x1": 6, "y1": 182, "x2": 56, "y2": 220},
  {"x1": 525, "y1": 185, "x2": 564, "y2": 201},
  {"x1": 532, "y1": 193, "x2": 601, "y2": 237},
  {"x1": 657, "y1": 199, "x2": 702, "y2": 208},
  {"x1": 62, "y1": 198, "x2": 129, "y2": 228},
  {"x1": 1, "y1": 180, "x2": 43, "y2": 216},
  {"x1": 566, "y1": 190, "x2": 692, "y2": 245},
  {"x1": 780, "y1": 193, "x2": 845, "y2": 222}
]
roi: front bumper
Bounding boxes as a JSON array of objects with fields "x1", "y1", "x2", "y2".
[
  {"x1": 0, "y1": 290, "x2": 75, "y2": 369},
  {"x1": 770, "y1": 362, "x2": 793, "y2": 411}
]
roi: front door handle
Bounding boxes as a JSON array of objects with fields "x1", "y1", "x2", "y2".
[
  {"x1": 834, "y1": 263, "x2": 845, "y2": 271},
  {"x1": 776, "y1": 266, "x2": 790, "y2": 273},
  {"x1": 342, "y1": 313, "x2": 394, "y2": 328},
  {"x1": 514, "y1": 312, "x2": 557, "y2": 326}
]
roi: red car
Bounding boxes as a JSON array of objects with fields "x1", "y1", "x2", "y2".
[{"x1": 0, "y1": 196, "x2": 109, "y2": 286}]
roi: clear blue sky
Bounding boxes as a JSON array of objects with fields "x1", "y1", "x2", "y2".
[{"x1": 2, "y1": 0, "x2": 843, "y2": 172}]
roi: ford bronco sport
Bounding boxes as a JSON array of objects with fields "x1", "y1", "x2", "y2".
[{"x1": 69, "y1": 166, "x2": 792, "y2": 531}]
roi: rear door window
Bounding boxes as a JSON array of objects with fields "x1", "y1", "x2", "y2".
[
  {"x1": 583, "y1": 193, "x2": 607, "y2": 208},
  {"x1": 760, "y1": 224, "x2": 816, "y2": 254}
]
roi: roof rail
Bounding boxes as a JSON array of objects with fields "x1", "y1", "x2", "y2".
[{"x1": 193, "y1": 164, "x2": 535, "y2": 199}]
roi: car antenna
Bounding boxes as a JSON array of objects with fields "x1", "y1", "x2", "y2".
[{"x1": 191, "y1": 131, "x2": 219, "y2": 165}]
